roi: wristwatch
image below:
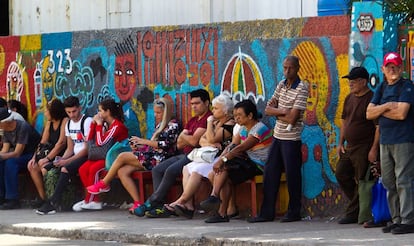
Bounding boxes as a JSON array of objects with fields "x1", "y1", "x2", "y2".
[{"x1": 221, "y1": 156, "x2": 228, "y2": 163}]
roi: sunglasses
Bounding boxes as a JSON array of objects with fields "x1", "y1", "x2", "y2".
[{"x1": 155, "y1": 100, "x2": 165, "y2": 106}]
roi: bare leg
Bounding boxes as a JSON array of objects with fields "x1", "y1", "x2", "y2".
[
  {"x1": 218, "y1": 179, "x2": 231, "y2": 217},
  {"x1": 118, "y1": 165, "x2": 143, "y2": 202},
  {"x1": 207, "y1": 170, "x2": 214, "y2": 183},
  {"x1": 210, "y1": 170, "x2": 228, "y2": 197},
  {"x1": 28, "y1": 164, "x2": 46, "y2": 200},
  {"x1": 226, "y1": 185, "x2": 237, "y2": 215},
  {"x1": 169, "y1": 167, "x2": 190, "y2": 207},
  {"x1": 102, "y1": 152, "x2": 139, "y2": 185},
  {"x1": 170, "y1": 168, "x2": 202, "y2": 211}
]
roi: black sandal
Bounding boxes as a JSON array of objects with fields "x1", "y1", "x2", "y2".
[{"x1": 174, "y1": 204, "x2": 194, "y2": 219}]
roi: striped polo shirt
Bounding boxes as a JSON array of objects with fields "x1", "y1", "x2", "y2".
[{"x1": 269, "y1": 78, "x2": 308, "y2": 141}]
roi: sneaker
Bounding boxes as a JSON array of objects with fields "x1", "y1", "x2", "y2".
[
  {"x1": 134, "y1": 200, "x2": 153, "y2": 217},
  {"x1": 87, "y1": 180, "x2": 110, "y2": 195},
  {"x1": 391, "y1": 224, "x2": 414, "y2": 234},
  {"x1": 81, "y1": 201, "x2": 103, "y2": 210},
  {"x1": 129, "y1": 201, "x2": 141, "y2": 214},
  {"x1": 31, "y1": 199, "x2": 46, "y2": 209},
  {"x1": 0, "y1": 200, "x2": 20, "y2": 210},
  {"x1": 200, "y1": 195, "x2": 221, "y2": 212},
  {"x1": 382, "y1": 223, "x2": 400, "y2": 233},
  {"x1": 36, "y1": 201, "x2": 56, "y2": 215},
  {"x1": 72, "y1": 200, "x2": 85, "y2": 212},
  {"x1": 205, "y1": 214, "x2": 229, "y2": 223},
  {"x1": 145, "y1": 206, "x2": 177, "y2": 218}
]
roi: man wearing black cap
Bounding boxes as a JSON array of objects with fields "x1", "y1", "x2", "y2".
[
  {"x1": 0, "y1": 108, "x2": 41, "y2": 209},
  {"x1": 336, "y1": 66, "x2": 379, "y2": 226}
]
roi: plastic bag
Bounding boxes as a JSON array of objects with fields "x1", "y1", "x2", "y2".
[{"x1": 371, "y1": 177, "x2": 391, "y2": 224}]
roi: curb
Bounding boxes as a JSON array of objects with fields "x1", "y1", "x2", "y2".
[
  {"x1": 0, "y1": 224, "x2": 213, "y2": 245},
  {"x1": 0, "y1": 224, "x2": 304, "y2": 246}
]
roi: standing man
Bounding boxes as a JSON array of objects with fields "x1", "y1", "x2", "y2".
[
  {"x1": 248, "y1": 55, "x2": 308, "y2": 223},
  {"x1": 36, "y1": 96, "x2": 93, "y2": 215},
  {"x1": 336, "y1": 67, "x2": 379, "y2": 225},
  {"x1": 135, "y1": 89, "x2": 212, "y2": 218},
  {"x1": 0, "y1": 108, "x2": 41, "y2": 209},
  {"x1": 367, "y1": 52, "x2": 414, "y2": 234}
]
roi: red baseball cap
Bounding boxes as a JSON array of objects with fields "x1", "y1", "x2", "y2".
[{"x1": 383, "y1": 52, "x2": 402, "y2": 66}]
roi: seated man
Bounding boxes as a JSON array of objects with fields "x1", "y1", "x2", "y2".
[
  {"x1": 134, "y1": 89, "x2": 212, "y2": 218},
  {"x1": 0, "y1": 108, "x2": 41, "y2": 209},
  {"x1": 36, "y1": 96, "x2": 93, "y2": 215}
]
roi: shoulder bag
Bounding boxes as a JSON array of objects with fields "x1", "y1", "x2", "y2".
[{"x1": 88, "y1": 138, "x2": 115, "y2": 161}]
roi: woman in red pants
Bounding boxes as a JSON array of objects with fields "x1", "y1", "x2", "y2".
[
  {"x1": 73, "y1": 98, "x2": 128, "y2": 212},
  {"x1": 87, "y1": 97, "x2": 180, "y2": 213}
]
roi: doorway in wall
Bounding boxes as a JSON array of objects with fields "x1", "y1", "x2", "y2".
[{"x1": 0, "y1": 0, "x2": 9, "y2": 36}]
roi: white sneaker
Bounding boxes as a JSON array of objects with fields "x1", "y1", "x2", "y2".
[
  {"x1": 81, "y1": 201, "x2": 103, "y2": 210},
  {"x1": 72, "y1": 200, "x2": 85, "y2": 212}
]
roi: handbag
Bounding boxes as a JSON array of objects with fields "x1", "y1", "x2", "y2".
[
  {"x1": 187, "y1": 146, "x2": 219, "y2": 163},
  {"x1": 88, "y1": 138, "x2": 115, "y2": 161},
  {"x1": 105, "y1": 139, "x2": 132, "y2": 170},
  {"x1": 371, "y1": 177, "x2": 391, "y2": 224},
  {"x1": 35, "y1": 142, "x2": 54, "y2": 162},
  {"x1": 224, "y1": 156, "x2": 255, "y2": 170}
]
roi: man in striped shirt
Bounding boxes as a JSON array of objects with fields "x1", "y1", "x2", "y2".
[{"x1": 248, "y1": 55, "x2": 308, "y2": 223}]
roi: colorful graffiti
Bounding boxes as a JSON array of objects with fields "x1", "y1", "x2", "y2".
[
  {"x1": 221, "y1": 47, "x2": 266, "y2": 104},
  {"x1": 349, "y1": 2, "x2": 386, "y2": 89},
  {"x1": 0, "y1": 3, "x2": 393, "y2": 217}
]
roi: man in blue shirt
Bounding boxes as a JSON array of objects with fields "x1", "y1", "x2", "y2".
[{"x1": 367, "y1": 52, "x2": 414, "y2": 234}]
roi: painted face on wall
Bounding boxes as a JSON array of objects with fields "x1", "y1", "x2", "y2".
[
  {"x1": 42, "y1": 56, "x2": 56, "y2": 102},
  {"x1": 304, "y1": 81, "x2": 317, "y2": 125},
  {"x1": 115, "y1": 54, "x2": 136, "y2": 101},
  {"x1": 6, "y1": 61, "x2": 23, "y2": 100}
]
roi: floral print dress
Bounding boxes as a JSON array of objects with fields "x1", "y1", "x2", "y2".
[{"x1": 133, "y1": 119, "x2": 180, "y2": 170}]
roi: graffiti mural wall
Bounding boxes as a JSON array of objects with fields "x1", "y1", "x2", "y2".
[{"x1": 0, "y1": 9, "x2": 387, "y2": 217}]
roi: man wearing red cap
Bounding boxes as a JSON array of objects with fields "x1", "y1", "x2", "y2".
[
  {"x1": 367, "y1": 52, "x2": 414, "y2": 234},
  {"x1": 336, "y1": 66, "x2": 379, "y2": 226}
]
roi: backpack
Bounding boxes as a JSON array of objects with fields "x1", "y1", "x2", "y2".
[
  {"x1": 67, "y1": 115, "x2": 87, "y2": 136},
  {"x1": 44, "y1": 168, "x2": 83, "y2": 211}
]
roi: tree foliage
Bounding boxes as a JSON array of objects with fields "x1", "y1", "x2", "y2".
[{"x1": 382, "y1": 0, "x2": 414, "y2": 23}]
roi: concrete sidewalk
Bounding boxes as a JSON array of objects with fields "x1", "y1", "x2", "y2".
[{"x1": 0, "y1": 208, "x2": 413, "y2": 245}]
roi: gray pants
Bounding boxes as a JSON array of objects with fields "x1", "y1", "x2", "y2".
[
  {"x1": 148, "y1": 154, "x2": 190, "y2": 204},
  {"x1": 380, "y1": 143, "x2": 414, "y2": 225}
]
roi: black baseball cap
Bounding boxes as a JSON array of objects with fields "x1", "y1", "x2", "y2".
[{"x1": 342, "y1": 67, "x2": 369, "y2": 80}]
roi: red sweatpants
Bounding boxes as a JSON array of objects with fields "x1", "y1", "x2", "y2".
[{"x1": 78, "y1": 159, "x2": 105, "y2": 203}]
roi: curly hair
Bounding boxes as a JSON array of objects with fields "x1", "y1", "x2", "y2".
[{"x1": 47, "y1": 99, "x2": 67, "y2": 121}]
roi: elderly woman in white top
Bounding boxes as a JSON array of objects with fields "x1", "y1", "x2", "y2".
[{"x1": 164, "y1": 94, "x2": 235, "y2": 218}]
